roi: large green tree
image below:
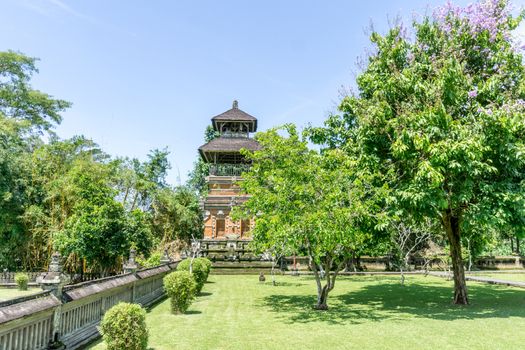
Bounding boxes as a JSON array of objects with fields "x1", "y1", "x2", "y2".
[
  {"x1": 311, "y1": 0, "x2": 525, "y2": 304},
  {"x1": 0, "y1": 51, "x2": 70, "y2": 269},
  {"x1": 237, "y1": 125, "x2": 384, "y2": 309}
]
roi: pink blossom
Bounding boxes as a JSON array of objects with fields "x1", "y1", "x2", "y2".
[{"x1": 433, "y1": 0, "x2": 511, "y2": 43}]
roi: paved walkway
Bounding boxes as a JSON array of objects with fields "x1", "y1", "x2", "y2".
[{"x1": 428, "y1": 271, "x2": 525, "y2": 288}]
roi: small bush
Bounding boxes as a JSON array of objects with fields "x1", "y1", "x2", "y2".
[
  {"x1": 14, "y1": 273, "x2": 29, "y2": 291},
  {"x1": 99, "y1": 302, "x2": 148, "y2": 350},
  {"x1": 136, "y1": 252, "x2": 162, "y2": 268},
  {"x1": 177, "y1": 258, "x2": 207, "y2": 293},
  {"x1": 163, "y1": 271, "x2": 196, "y2": 314}
]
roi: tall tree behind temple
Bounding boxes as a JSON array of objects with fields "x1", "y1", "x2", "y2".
[
  {"x1": 114, "y1": 148, "x2": 171, "y2": 211},
  {"x1": 187, "y1": 125, "x2": 218, "y2": 194}
]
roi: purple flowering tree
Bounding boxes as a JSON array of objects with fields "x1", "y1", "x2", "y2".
[{"x1": 310, "y1": 0, "x2": 525, "y2": 304}]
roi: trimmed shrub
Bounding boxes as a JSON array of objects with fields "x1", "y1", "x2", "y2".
[
  {"x1": 14, "y1": 273, "x2": 29, "y2": 291},
  {"x1": 198, "y1": 257, "x2": 212, "y2": 277},
  {"x1": 163, "y1": 271, "x2": 196, "y2": 314},
  {"x1": 176, "y1": 258, "x2": 207, "y2": 293},
  {"x1": 99, "y1": 302, "x2": 148, "y2": 350}
]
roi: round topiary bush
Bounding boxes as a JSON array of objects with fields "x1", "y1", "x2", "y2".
[
  {"x1": 163, "y1": 271, "x2": 196, "y2": 314},
  {"x1": 14, "y1": 273, "x2": 29, "y2": 291},
  {"x1": 197, "y1": 257, "x2": 212, "y2": 277},
  {"x1": 99, "y1": 302, "x2": 148, "y2": 350},
  {"x1": 176, "y1": 258, "x2": 208, "y2": 293}
]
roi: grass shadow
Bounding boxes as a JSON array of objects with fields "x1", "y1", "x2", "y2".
[
  {"x1": 259, "y1": 276, "x2": 525, "y2": 325},
  {"x1": 199, "y1": 291, "x2": 213, "y2": 297},
  {"x1": 184, "y1": 310, "x2": 202, "y2": 315},
  {"x1": 261, "y1": 281, "x2": 306, "y2": 288}
]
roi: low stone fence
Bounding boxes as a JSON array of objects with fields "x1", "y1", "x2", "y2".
[
  {"x1": 0, "y1": 262, "x2": 178, "y2": 350},
  {"x1": 475, "y1": 256, "x2": 524, "y2": 269},
  {"x1": 279, "y1": 255, "x2": 525, "y2": 272},
  {"x1": 0, "y1": 272, "x2": 42, "y2": 286},
  {"x1": 0, "y1": 272, "x2": 124, "y2": 287}
]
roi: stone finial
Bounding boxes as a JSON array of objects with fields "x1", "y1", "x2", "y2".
[
  {"x1": 232, "y1": 100, "x2": 239, "y2": 109},
  {"x1": 259, "y1": 272, "x2": 266, "y2": 282},
  {"x1": 160, "y1": 249, "x2": 171, "y2": 265},
  {"x1": 129, "y1": 249, "x2": 136, "y2": 263},
  {"x1": 123, "y1": 248, "x2": 138, "y2": 274},
  {"x1": 49, "y1": 252, "x2": 62, "y2": 273},
  {"x1": 37, "y1": 252, "x2": 70, "y2": 298}
]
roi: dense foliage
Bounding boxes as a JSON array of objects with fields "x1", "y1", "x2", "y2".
[
  {"x1": 99, "y1": 302, "x2": 148, "y2": 350},
  {"x1": 309, "y1": 0, "x2": 525, "y2": 304},
  {"x1": 187, "y1": 125, "x2": 219, "y2": 194},
  {"x1": 163, "y1": 270, "x2": 197, "y2": 314},
  {"x1": 0, "y1": 51, "x2": 202, "y2": 272}
]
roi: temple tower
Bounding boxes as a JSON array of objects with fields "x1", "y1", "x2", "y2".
[{"x1": 198, "y1": 100, "x2": 261, "y2": 240}]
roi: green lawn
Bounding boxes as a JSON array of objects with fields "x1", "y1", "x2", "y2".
[
  {"x1": 89, "y1": 274, "x2": 525, "y2": 350},
  {"x1": 0, "y1": 287, "x2": 41, "y2": 302}
]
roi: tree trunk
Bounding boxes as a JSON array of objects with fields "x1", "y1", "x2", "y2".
[
  {"x1": 131, "y1": 191, "x2": 139, "y2": 211},
  {"x1": 123, "y1": 186, "x2": 130, "y2": 206},
  {"x1": 443, "y1": 211, "x2": 469, "y2": 305},
  {"x1": 310, "y1": 260, "x2": 325, "y2": 309},
  {"x1": 271, "y1": 258, "x2": 276, "y2": 286},
  {"x1": 309, "y1": 257, "x2": 330, "y2": 310},
  {"x1": 316, "y1": 285, "x2": 329, "y2": 310},
  {"x1": 517, "y1": 237, "x2": 521, "y2": 255}
]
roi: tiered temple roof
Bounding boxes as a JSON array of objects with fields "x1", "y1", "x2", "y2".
[{"x1": 198, "y1": 100, "x2": 261, "y2": 168}]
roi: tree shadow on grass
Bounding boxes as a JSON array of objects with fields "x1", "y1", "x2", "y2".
[
  {"x1": 259, "y1": 277, "x2": 525, "y2": 325},
  {"x1": 199, "y1": 291, "x2": 213, "y2": 297},
  {"x1": 260, "y1": 294, "x2": 383, "y2": 325}
]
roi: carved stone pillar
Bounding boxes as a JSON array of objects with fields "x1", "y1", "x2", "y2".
[
  {"x1": 160, "y1": 249, "x2": 172, "y2": 265},
  {"x1": 37, "y1": 252, "x2": 70, "y2": 347},
  {"x1": 123, "y1": 249, "x2": 138, "y2": 274}
]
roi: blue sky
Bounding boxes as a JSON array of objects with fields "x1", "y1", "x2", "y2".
[{"x1": 2, "y1": 0, "x2": 524, "y2": 184}]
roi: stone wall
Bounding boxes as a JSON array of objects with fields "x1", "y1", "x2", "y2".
[
  {"x1": 0, "y1": 262, "x2": 178, "y2": 350},
  {"x1": 199, "y1": 238, "x2": 525, "y2": 273}
]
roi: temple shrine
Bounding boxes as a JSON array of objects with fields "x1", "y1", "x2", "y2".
[{"x1": 198, "y1": 100, "x2": 261, "y2": 241}]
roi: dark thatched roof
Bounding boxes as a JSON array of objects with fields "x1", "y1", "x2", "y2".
[
  {"x1": 199, "y1": 137, "x2": 261, "y2": 153},
  {"x1": 212, "y1": 100, "x2": 257, "y2": 132},
  {"x1": 199, "y1": 137, "x2": 261, "y2": 162}
]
